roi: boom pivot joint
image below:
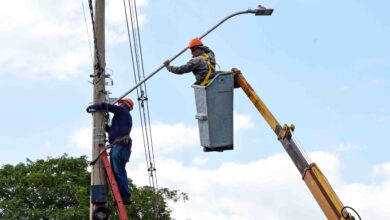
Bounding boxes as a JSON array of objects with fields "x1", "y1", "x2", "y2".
[{"x1": 277, "y1": 124, "x2": 295, "y2": 140}]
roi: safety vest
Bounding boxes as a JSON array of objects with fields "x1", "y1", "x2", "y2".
[{"x1": 199, "y1": 54, "x2": 216, "y2": 86}]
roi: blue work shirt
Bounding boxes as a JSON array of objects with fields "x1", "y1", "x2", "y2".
[{"x1": 89, "y1": 102, "x2": 132, "y2": 144}]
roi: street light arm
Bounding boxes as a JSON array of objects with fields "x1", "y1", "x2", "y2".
[
  {"x1": 199, "y1": 10, "x2": 254, "y2": 40},
  {"x1": 111, "y1": 6, "x2": 273, "y2": 104},
  {"x1": 199, "y1": 6, "x2": 273, "y2": 40}
]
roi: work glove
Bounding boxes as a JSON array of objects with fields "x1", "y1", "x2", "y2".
[
  {"x1": 86, "y1": 106, "x2": 96, "y2": 113},
  {"x1": 163, "y1": 60, "x2": 170, "y2": 67}
]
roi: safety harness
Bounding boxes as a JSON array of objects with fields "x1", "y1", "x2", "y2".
[
  {"x1": 113, "y1": 135, "x2": 131, "y2": 144},
  {"x1": 199, "y1": 54, "x2": 216, "y2": 86}
]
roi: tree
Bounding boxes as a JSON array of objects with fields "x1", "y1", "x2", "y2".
[
  {"x1": 0, "y1": 154, "x2": 188, "y2": 219},
  {"x1": 111, "y1": 183, "x2": 188, "y2": 220}
]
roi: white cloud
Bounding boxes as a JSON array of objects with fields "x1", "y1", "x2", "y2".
[
  {"x1": 0, "y1": 1, "x2": 39, "y2": 32},
  {"x1": 130, "y1": 153, "x2": 324, "y2": 220},
  {"x1": 128, "y1": 152, "x2": 390, "y2": 220},
  {"x1": 67, "y1": 122, "x2": 198, "y2": 160},
  {"x1": 337, "y1": 142, "x2": 358, "y2": 152},
  {"x1": 372, "y1": 163, "x2": 390, "y2": 185},
  {"x1": 132, "y1": 121, "x2": 199, "y2": 157},
  {"x1": 68, "y1": 120, "x2": 389, "y2": 219},
  {"x1": 0, "y1": 0, "x2": 91, "y2": 80},
  {"x1": 69, "y1": 113, "x2": 254, "y2": 158},
  {"x1": 340, "y1": 163, "x2": 390, "y2": 220},
  {"x1": 68, "y1": 127, "x2": 92, "y2": 150},
  {"x1": 192, "y1": 157, "x2": 208, "y2": 166},
  {"x1": 0, "y1": 0, "x2": 149, "y2": 80},
  {"x1": 234, "y1": 112, "x2": 255, "y2": 132}
]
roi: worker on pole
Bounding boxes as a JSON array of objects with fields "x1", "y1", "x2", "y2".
[
  {"x1": 87, "y1": 98, "x2": 135, "y2": 205},
  {"x1": 164, "y1": 38, "x2": 217, "y2": 86}
]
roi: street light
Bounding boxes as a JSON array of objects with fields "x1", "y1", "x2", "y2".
[
  {"x1": 199, "y1": 5, "x2": 273, "y2": 40},
  {"x1": 112, "y1": 5, "x2": 274, "y2": 104},
  {"x1": 255, "y1": 5, "x2": 274, "y2": 16}
]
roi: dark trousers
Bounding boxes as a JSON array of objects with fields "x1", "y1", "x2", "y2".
[{"x1": 110, "y1": 141, "x2": 132, "y2": 200}]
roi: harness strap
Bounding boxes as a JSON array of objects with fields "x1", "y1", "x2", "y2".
[
  {"x1": 89, "y1": 136, "x2": 131, "y2": 166},
  {"x1": 113, "y1": 136, "x2": 131, "y2": 144},
  {"x1": 199, "y1": 54, "x2": 216, "y2": 86}
]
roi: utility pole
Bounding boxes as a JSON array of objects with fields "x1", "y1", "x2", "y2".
[{"x1": 90, "y1": 0, "x2": 108, "y2": 219}]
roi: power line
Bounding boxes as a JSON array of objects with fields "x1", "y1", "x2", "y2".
[
  {"x1": 122, "y1": 0, "x2": 153, "y2": 188},
  {"x1": 88, "y1": 0, "x2": 104, "y2": 78},
  {"x1": 122, "y1": 0, "x2": 158, "y2": 191},
  {"x1": 130, "y1": 0, "x2": 159, "y2": 191},
  {"x1": 81, "y1": 0, "x2": 94, "y2": 65},
  {"x1": 123, "y1": 2, "x2": 160, "y2": 217},
  {"x1": 131, "y1": 0, "x2": 159, "y2": 191}
]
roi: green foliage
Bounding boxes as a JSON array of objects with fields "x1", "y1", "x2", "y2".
[
  {"x1": 0, "y1": 154, "x2": 188, "y2": 220},
  {"x1": 0, "y1": 154, "x2": 90, "y2": 219},
  {"x1": 110, "y1": 184, "x2": 188, "y2": 220}
]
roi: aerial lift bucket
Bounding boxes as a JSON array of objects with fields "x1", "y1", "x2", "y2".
[{"x1": 192, "y1": 72, "x2": 234, "y2": 152}]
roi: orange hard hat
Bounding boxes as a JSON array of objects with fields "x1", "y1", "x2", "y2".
[
  {"x1": 188, "y1": 38, "x2": 203, "y2": 49},
  {"x1": 118, "y1": 98, "x2": 134, "y2": 110}
]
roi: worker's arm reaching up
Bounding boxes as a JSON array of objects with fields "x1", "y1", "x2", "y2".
[
  {"x1": 164, "y1": 57, "x2": 208, "y2": 74},
  {"x1": 86, "y1": 102, "x2": 123, "y2": 114}
]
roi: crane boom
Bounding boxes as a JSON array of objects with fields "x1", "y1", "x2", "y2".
[{"x1": 233, "y1": 69, "x2": 355, "y2": 220}]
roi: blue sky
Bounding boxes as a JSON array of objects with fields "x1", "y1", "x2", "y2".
[{"x1": 1, "y1": 0, "x2": 389, "y2": 219}]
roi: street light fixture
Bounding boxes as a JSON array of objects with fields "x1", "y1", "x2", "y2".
[
  {"x1": 254, "y1": 5, "x2": 274, "y2": 16},
  {"x1": 113, "y1": 5, "x2": 274, "y2": 104}
]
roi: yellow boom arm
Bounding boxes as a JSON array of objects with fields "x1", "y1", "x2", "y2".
[{"x1": 233, "y1": 69, "x2": 354, "y2": 220}]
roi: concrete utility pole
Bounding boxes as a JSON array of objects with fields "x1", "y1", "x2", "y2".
[{"x1": 90, "y1": 0, "x2": 108, "y2": 219}]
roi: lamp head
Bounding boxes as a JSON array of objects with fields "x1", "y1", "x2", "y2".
[{"x1": 255, "y1": 5, "x2": 273, "y2": 16}]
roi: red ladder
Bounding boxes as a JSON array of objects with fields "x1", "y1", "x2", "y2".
[{"x1": 99, "y1": 144, "x2": 129, "y2": 220}]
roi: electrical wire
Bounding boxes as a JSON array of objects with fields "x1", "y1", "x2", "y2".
[
  {"x1": 123, "y1": 1, "x2": 160, "y2": 218},
  {"x1": 129, "y1": 2, "x2": 161, "y2": 217},
  {"x1": 122, "y1": 0, "x2": 151, "y2": 187},
  {"x1": 81, "y1": 0, "x2": 94, "y2": 65},
  {"x1": 132, "y1": 0, "x2": 159, "y2": 192},
  {"x1": 122, "y1": 0, "x2": 159, "y2": 192},
  {"x1": 129, "y1": 0, "x2": 158, "y2": 190},
  {"x1": 87, "y1": 0, "x2": 104, "y2": 78}
]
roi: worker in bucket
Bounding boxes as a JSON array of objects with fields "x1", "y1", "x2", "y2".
[
  {"x1": 86, "y1": 98, "x2": 134, "y2": 205},
  {"x1": 164, "y1": 38, "x2": 217, "y2": 86}
]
